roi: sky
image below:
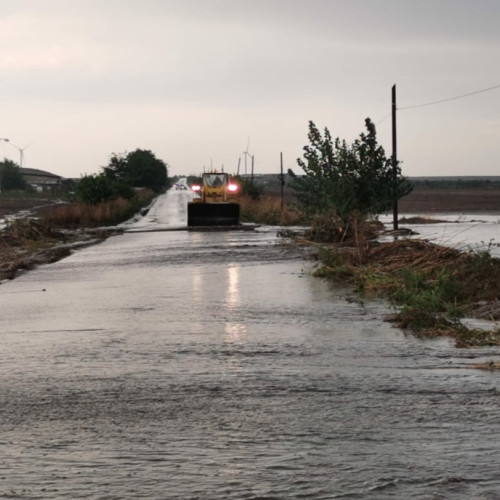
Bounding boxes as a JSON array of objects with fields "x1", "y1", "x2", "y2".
[{"x1": 0, "y1": 0, "x2": 499, "y2": 179}]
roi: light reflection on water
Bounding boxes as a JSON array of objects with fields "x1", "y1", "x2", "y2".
[
  {"x1": 224, "y1": 264, "x2": 248, "y2": 343},
  {"x1": 225, "y1": 264, "x2": 241, "y2": 308}
]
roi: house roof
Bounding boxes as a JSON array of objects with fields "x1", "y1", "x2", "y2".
[{"x1": 19, "y1": 167, "x2": 62, "y2": 179}]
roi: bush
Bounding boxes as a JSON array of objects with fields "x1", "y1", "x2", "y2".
[
  {"x1": 289, "y1": 119, "x2": 412, "y2": 223},
  {"x1": 76, "y1": 174, "x2": 135, "y2": 205},
  {"x1": 103, "y1": 149, "x2": 169, "y2": 193},
  {"x1": 0, "y1": 160, "x2": 27, "y2": 191}
]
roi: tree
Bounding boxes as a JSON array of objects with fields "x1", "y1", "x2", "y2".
[
  {"x1": 103, "y1": 149, "x2": 169, "y2": 193},
  {"x1": 76, "y1": 174, "x2": 118, "y2": 205},
  {"x1": 0, "y1": 159, "x2": 27, "y2": 191},
  {"x1": 289, "y1": 119, "x2": 412, "y2": 222}
]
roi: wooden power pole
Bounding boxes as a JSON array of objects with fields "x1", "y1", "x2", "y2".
[
  {"x1": 392, "y1": 84, "x2": 398, "y2": 231},
  {"x1": 280, "y1": 152, "x2": 284, "y2": 211}
]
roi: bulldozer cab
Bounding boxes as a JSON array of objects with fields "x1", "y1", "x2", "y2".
[{"x1": 203, "y1": 173, "x2": 226, "y2": 187}]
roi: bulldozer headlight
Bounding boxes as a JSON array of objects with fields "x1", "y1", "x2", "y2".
[
  {"x1": 227, "y1": 183, "x2": 239, "y2": 193},
  {"x1": 191, "y1": 184, "x2": 201, "y2": 192}
]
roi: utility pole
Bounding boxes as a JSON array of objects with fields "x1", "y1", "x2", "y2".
[
  {"x1": 392, "y1": 84, "x2": 398, "y2": 231},
  {"x1": 279, "y1": 152, "x2": 284, "y2": 211}
]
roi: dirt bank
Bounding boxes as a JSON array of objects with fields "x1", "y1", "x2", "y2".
[{"x1": 0, "y1": 218, "x2": 121, "y2": 282}]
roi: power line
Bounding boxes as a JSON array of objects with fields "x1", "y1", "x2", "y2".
[
  {"x1": 398, "y1": 83, "x2": 500, "y2": 110},
  {"x1": 376, "y1": 113, "x2": 391, "y2": 125}
]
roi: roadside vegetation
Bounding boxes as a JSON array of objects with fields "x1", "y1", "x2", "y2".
[
  {"x1": 0, "y1": 148, "x2": 169, "y2": 282},
  {"x1": 274, "y1": 118, "x2": 500, "y2": 349},
  {"x1": 288, "y1": 118, "x2": 412, "y2": 224},
  {"x1": 308, "y1": 233, "x2": 500, "y2": 348},
  {"x1": 77, "y1": 148, "x2": 169, "y2": 204},
  {"x1": 242, "y1": 118, "x2": 411, "y2": 232},
  {"x1": 1, "y1": 148, "x2": 168, "y2": 228},
  {"x1": 239, "y1": 195, "x2": 304, "y2": 226},
  {"x1": 42, "y1": 188, "x2": 156, "y2": 227},
  {"x1": 0, "y1": 159, "x2": 29, "y2": 191}
]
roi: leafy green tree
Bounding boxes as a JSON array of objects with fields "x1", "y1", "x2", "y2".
[
  {"x1": 75, "y1": 174, "x2": 134, "y2": 205},
  {"x1": 102, "y1": 154, "x2": 128, "y2": 183},
  {"x1": 289, "y1": 119, "x2": 412, "y2": 222},
  {"x1": 103, "y1": 149, "x2": 169, "y2": 193},
  {"x1": 76, "y1": 174, "x2": 117, "y2": 204},
  {"x1": 0, "y1": 159, "x2": 27, "y2": 191}
]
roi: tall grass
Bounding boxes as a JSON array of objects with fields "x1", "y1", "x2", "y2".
[
  {"x1": 239, "y1": 195, "x2": 305, "y2": 225},
  {"x1": 43, "y1": 189, "x2": 156, "y2": 227}
]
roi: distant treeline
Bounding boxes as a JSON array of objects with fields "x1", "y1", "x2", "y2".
[
  {"x1": 410, "y1": 177, "x2": 500, "y2": 189},
  {"x1": 246, "y1": 174, "x2": 500, "y2": 192}
]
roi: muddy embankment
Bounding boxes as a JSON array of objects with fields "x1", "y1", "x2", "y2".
[{"x1": 0, "y1": 198, "x2": 120, "y2": 282}]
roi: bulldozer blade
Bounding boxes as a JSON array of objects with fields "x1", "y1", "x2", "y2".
[{"x1": 187, "y1": 202, "x2": 240, "y2": 227}]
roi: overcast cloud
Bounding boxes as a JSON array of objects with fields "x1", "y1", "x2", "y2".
[{"x1": 1, "y1": 0, "x2": 499, "y2": 178}]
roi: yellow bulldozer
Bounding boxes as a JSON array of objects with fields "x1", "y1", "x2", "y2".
[{"x1": 187, "y1": 171, "x2": 240, "y2": 226}]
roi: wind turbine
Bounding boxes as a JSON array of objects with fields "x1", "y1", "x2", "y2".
[
  {"x1": 4, "y1": 140, "x2": 33, "y2": 168},
  {"x1": 240, "y1": 138, "x2": 252, "y2": 176}
]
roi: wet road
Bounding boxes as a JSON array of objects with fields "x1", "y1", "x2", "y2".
[{"x1": 1, "y1": 191, "x2": 500, "y2": 499}]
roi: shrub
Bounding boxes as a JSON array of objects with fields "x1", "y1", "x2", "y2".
[{"x1": 289, "y1": 119, "x2": 412, "y2": 223}]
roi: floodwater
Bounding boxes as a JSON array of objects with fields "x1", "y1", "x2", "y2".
[
  {"x1": 1, "y1": 191, "x2": 500, "y2": 499},
  {"x1": 381, "y1": 213, "x2": 500, "y2": 257}
]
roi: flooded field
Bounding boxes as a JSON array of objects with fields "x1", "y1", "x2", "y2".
[
  {"x1": 386, "y1": 213, "x2": 500, "y2": 257},
  {"x1": 1, "y1": 191, "x2": 500, "y2": 498}
]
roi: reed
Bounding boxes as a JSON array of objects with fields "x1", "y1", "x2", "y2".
[
  {"x1": 43, "y1": 190, "x2": 155, "y2": 227},
  {"x1": 239, "y1": 195, "x2": 305, "y2": 226}
]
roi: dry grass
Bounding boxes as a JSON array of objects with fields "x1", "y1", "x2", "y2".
[
  {"x1": 42, "y1": 190, "x2": 155, "y2": 228},
  {"x1": 44, "y1": 199, "x2": 127, "y2": 227},
  {"x1": 365, "y1": 239, "x2": 461, "y2": 273},
  {"x1": 364, "y1": 239, "x2": 500, "y2": 304},
  {"x1": 309, "y1": 235, "x2": 500, "y2": 347},
  {"x1": 239, "y1": 195, "x2": 305, "y2": 225},
  {"x1": 0, "y1": 219, "x2": 74, "y2": 281},
  {"x1": 305, "y1": 212, "x2": 384, "y2": 246}
]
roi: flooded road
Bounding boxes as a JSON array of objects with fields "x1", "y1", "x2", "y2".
[{"x1": 1, "y1": 191, "x2": 500, "y2": 499}]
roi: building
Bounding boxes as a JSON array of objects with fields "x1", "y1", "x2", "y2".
[{"x1": 20, "y1": 167, "x2": 63, "y2": 193}]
